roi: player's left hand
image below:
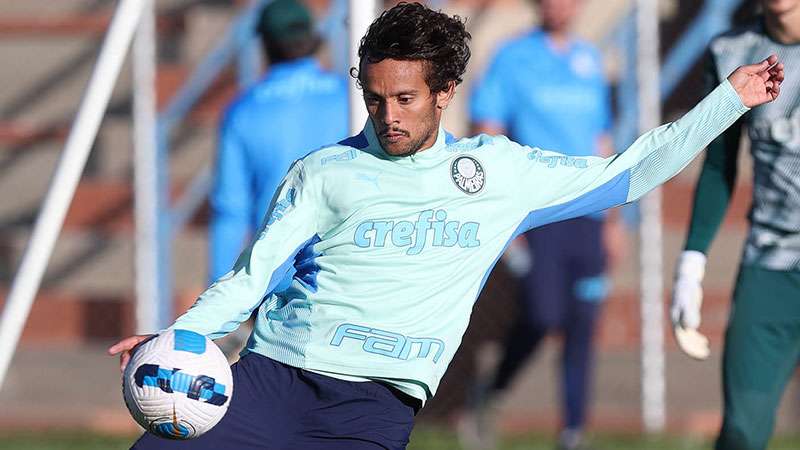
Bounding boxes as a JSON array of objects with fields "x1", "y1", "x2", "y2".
[
  {"x1": 727, "y1": 54, "x2": 784, "y2": 107},
  {"x1": 108, "y1": 334, "x2": 155, "y2": 372}
]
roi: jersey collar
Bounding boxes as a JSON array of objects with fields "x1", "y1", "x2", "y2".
[{"x1": 361, "y1": 119, "x2": 449, "y2": 165}]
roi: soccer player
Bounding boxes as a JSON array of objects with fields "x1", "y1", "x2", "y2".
[
  {"x1": 209, "y1": 0, "x2": 347, "y2": 355},
  {"x1": 460, "y1": 1, "x2": 617, "y2": 448},
  {"x1": 210, "y1": 0, "x2": 347, "y2": 283},
  {"x1": 670, "y1": 1, "x2": 799, "y2": 449},
  {"x1": 109, "y1": 3, "x2": 782, "y2": 449}
]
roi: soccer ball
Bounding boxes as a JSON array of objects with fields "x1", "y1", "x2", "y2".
[{"x1": 122, "y1": 329, "x2": 233, "y2": 440}]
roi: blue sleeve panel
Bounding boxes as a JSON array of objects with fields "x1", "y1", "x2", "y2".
[
  {"x1": 506, "y1": 79, "x2": 747, "y2": 234},
  {"x1": 524, "y1": 169, "x2": 630, "y2": 230}
]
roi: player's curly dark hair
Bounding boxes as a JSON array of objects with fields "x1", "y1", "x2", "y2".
[{"x1": 352, "y1": 2, "x2": 471, "y2": 93}]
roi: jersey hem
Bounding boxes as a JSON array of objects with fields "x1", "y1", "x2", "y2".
[{"x1": 246, "y1": 344, "x2": 435, "y2": 404}]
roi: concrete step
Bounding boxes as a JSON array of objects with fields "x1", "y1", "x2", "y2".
[
  {"x1": 154, "y1": 63, "x2": 239, "y2": 126},
  {"x1": 0, "y1": 2, "x2": 240, "y2": 136},
  {"x1": 0, "y1": 285, "x2": 208, "y2": 345},
  {"x1": 2, "y1": 226, "x2": 209, "y2": 294},
  {"x1": 0, "y1": 10, "x2": 184, "y2": 37},
  {"x1": 0, "y1": 344, "x2": 138, "y2": 433},
  {"x1": 0, "y1": 0, "x2": 97, "y2": 15},
  {"x1": 0, "y1": 290, "x2": 134, "y2": 345},
  {"x1": 0, "y1": 172, "x2": 212, "y2": 235},
  {"x1": 0, "y1": 63, "x2": 232, "y2": 149},
  {"x1": 59, "y1": 178, "x2": 210, "y2": 233},
  {"x1": 0, "y1": 121, "x2": 68, "y2": 148}
]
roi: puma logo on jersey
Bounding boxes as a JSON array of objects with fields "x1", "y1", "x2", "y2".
[{"x1": 355, "y1": 172, "x2": 381, "y2": 190}]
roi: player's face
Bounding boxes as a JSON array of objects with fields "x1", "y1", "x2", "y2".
[
  {"x1": 535, "y1": 0, "x2": 580, "y2": 32},
  {"x1": 762, "y1": 0, "x2": 800, "y2": 15},
  {"x1": 361, "y1": 59, "x2": 454, "y2": 157}
]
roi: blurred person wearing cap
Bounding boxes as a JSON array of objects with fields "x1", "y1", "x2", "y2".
[
  {"x1": 209, "y1": 0, "x2": 348, "y2": 318},
  {"x1": 458, "y1": 1, "x2": 622, "y2": 449},
  {"x1": 671, "y1": 1, "x2": 800, "y2": 449}
]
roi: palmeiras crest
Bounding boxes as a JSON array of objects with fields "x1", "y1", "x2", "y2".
[{"x1": 450, "y1": 156, "x2": 485, "y2": 195}]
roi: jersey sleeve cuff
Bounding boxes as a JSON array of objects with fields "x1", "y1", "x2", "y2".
[{"x1": 718, "y1": 78, "x2": 750, "y2": 116}]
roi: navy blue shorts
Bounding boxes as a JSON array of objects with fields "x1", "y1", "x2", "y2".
[{"x1": 131, "y1": 353, "x2": 416, "y2": 450}]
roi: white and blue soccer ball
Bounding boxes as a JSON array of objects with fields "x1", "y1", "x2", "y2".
[{"x1": 122, "y1": 329, "x2": 233, "y2": 440}]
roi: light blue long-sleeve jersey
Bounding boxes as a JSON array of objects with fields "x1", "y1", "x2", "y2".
[
  {"x1": 174, "y1": 80, "x2": 748, "y2": 404},
  {"x1": 209, "y1": 57, "x2": 348, "y2": 281}
]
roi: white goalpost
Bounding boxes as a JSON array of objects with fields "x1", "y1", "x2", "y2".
[
  {"x1": 0, "y1": 0, "x2": 151, "y2": 389},
  {"x1": 636, "y1": 0, "x2": 666, "y2": 433},
  {"x1": 348, "y1": 0, "x2": 378, "y2": 134},
  {"x1": 133, "y1": 0, "x2": 163, "y2": 335}
]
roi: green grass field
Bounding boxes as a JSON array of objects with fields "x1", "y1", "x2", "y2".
[{"x1": 0, "y1": 428, "x2": 798, "y2": 450}]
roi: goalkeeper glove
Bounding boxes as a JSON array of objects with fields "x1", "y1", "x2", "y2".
[{"x1": 671, "y1": 250, "x2": 710, "y2": 360}]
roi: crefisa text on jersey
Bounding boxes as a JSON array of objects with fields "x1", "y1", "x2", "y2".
[{"x1": 353, "y1": 209, "x2": 480, "y2": 255}]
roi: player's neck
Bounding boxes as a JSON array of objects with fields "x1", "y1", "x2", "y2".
[
  {"x1": 543, "y1": 28, "x2": 571, "y2": 52},
  {"x1": 765, "y1": 9, "x2": 800, "y2": 45}
]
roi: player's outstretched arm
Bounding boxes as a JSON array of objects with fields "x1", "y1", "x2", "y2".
[
  {"x1": 171, "y1": 160, "x2": 322, "y2": 339},
  {"x1": 106, "y1": 159, "x2": 323, "y2": 370},
  {"x1": 620, "y1": 54, "x2": 784, "y2": 201},
  {"x1": 727, "y1": 54, "x2": 783, "y2": 107},
  {"x1": 509, "y1": 56, "x2": 782, "y2": 231}
]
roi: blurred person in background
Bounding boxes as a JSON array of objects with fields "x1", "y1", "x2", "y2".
[
  {"x1": 209, "y1": 0, "x2": 348, "y2": 355},
  {"x1": 458, "y1": 1, "x2": 622, "y2": 449},
  {"x1": 671, "y1": 1, "x2": 800, "y2": 449}
]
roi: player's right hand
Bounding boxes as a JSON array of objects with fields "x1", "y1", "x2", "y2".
[
  {"x1": 671, "y1": 250, "x2": 709, "y2": 360},
  {"x1": 108, "y1": 334, "x2": 155, "y2": 373},
  {"x1": 727, "y1": 54, "x2": 784, "y2": 107}
]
